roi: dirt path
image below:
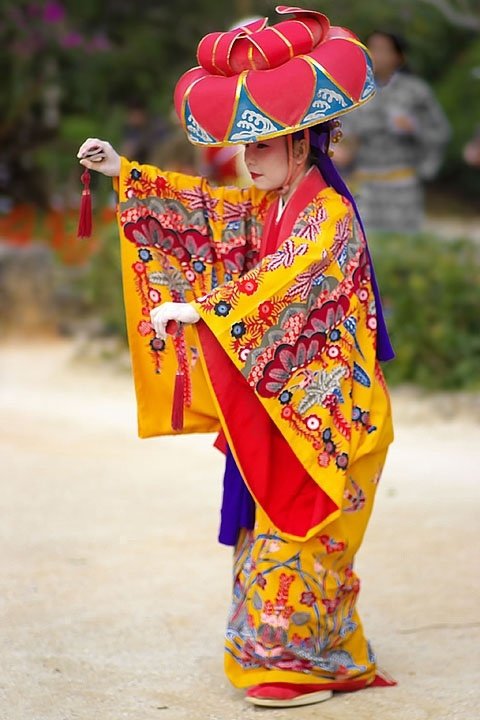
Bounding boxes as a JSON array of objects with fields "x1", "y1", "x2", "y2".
[{"x1": 1, "y1": 340, "x2": 479, "y2": 720}]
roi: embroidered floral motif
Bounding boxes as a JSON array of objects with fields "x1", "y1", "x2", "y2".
[
  {"x1": 267, "y1": 238, "x2": 309, "y2": 270},
  {"x1": 296, "y1": 204, "x2": 328, "y2": 241},
  {"x1": 119, "y1": 161, "x2": 390, "y2": 542},
  {"x1": 319, "y1": 534, "x2": 346, "y2": 554},
  {"x1": 179, "y1": 186, "x2": 220, "y2": 222},
  {"x1": 286, "y1": 260, "x2": 329, "y2": 301},
  {"x1": 343, "y1": 477, "x2": 366, "y2": 512},
  {"x1": 227, "y1": 531, "x2": 368, "y2": 676},
  {"x1": 256, "y1": 333, "x2": 328, "y2": 398}
]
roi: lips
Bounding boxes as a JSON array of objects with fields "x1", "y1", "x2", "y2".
[{"x1": 250, "y1": 172, "x2": 262, "y2": 179}]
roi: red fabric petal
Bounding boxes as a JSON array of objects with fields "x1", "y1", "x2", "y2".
[
  {"x1": 188, "y1": 75, "x2": 239, "y2": 142},
  {"x1": 311, "y1": 38, "x2": 367, "y2": 101},
  {"x1": 173, "y1": 66, "x2": 209, "y2": 118},
  {"x1": 246, "y1": 57, "x2": 315, "y2": 127}
]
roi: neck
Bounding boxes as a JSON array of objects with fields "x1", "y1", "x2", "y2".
[{"x1": 280, "y1": 165, "x2": 309, "y2": 204}]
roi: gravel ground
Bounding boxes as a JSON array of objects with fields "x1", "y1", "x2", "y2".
[{"x1": 1, "y1": 340, "x2": 479, "y2": 720}]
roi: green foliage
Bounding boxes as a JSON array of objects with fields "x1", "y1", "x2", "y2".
[
  {"x1": 370, "y1": 231, "x2": 480, "y2": 389},
  {"x1": 436, "y1": 36, "x2": 480, "y2": 196},
  {"x1": 2, "y1": 1, "x2": 480, "y2": 204}
]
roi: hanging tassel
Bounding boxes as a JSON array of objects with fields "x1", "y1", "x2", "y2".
[
  {"x1": 166, "y1": 320, "x2": 179, "y2": 336},
  {"x1": 77, "y1": 169, "x2": 92, "y2": 238},
  {"x1": 171, "y1": 371, "x2": 185, "y2": 431},
  {"x1": 166, "y1": 319, "x2": 184, "y2": 431}
]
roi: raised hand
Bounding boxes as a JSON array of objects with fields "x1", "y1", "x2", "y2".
[{"x1": 77, "y1": 138, "x2": 121, "y2": 177}]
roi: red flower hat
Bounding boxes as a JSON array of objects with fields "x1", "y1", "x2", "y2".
[{"x1": 174, "y1": 6, "x2": 375, "y2": 146}]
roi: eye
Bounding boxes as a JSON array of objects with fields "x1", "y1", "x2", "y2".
[{"x1": 256, "y1": 142, "x2": 268, "y2": 149}]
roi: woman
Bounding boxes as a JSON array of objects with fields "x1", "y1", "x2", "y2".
[
  {"x1": 78, "y1": 7, "x2": 395, "y2": 709},
  {"x1": 337, "y1": 30, "x2": 450, "y2": 233}
]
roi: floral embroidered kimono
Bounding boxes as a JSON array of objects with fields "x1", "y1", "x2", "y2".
[{"x1": 115, "y1": 156, "x2": 394, "y2": 690}]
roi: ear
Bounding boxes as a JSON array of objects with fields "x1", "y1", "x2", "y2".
[{"x1": 293, "y1": 138, "x2": 309, "y2": 165}]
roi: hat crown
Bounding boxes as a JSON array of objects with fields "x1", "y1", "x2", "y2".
[
  {"x1": 175, "y1": 6, "x2": 375, "y2": 146},
  {"x1": 197, "y1": 7, "x2": 329, "y2": 77}
]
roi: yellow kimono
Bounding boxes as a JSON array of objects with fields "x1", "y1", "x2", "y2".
[{"x1": 115, "y1": 158, "x2": 394, "y2": 690}]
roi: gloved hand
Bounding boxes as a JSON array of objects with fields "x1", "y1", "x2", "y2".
[
  {"x1": 150, "y1": 302, "x2": 200, "y2": 340},
  {"x1": 77, "y1": 138, "x2": 121, "y2": 177}
]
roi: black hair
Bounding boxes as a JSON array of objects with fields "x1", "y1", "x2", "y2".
[
  {"x1": 366, "y1": 30, "x2": 410, "y2": 72},
  {"x1": 367, "y1": 30, "x2": 408, "y2": 56}
]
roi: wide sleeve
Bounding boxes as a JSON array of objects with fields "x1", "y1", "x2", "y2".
[
  {"x1": 115, "y1": 156, "x2": 273, "y2": 285},
  {"x1": 114, "y1": 156, "x2": 274, "y2": 438},
  {"x1": 191, "y1": 190, "x2": 393, "y2": 537}
]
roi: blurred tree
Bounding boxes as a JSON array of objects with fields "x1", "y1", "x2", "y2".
[
  {"x1": 0, "y1": 1, "x2": 111, "y2": 208},
  {"x1": 417, "y1": 0, "x2": 480, "y2": 30},
  {"x1": 1, "y1": 0, "x2": 479, "y2": 210}
]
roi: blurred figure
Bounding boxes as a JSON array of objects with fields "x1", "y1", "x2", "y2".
[
  {"x1": 152, "y1": 109, "x2": 198, "y2": 174},
  {"x1": 199, "y1": 145, "x2": 251, "y2": 186},
  {"x1": 121, "y1": 101, "x2": 197, "y2": 174},
  {"x1": 463, "y1": 126, "x2": 480, "y2": 167},
  {"x1": 120, "y1": 97, "x2": 169, "y2": 165},
  {"x1": 337, "y1": 31, "x2": 450, "y2": 233}
]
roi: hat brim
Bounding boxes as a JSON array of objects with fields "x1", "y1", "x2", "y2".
[{"x1": 175, "y1": 35, "x2": 375, "y2": 147}]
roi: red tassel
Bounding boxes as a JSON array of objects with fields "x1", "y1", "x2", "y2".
[
  {"x1": 171, "y1": 372, "x2": 185, "y2": 431},
  {"x1": 77, "y1": 169, "x2": 92, "y2": 238},
  {"x1": 166, "y1": 319, "x2": 179, "y2": 336}
]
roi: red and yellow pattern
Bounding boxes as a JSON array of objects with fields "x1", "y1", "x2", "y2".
[
  {"x1": 115, "y1": 157, "x2": 394, "y2": 689},
  {"x1": 115, "y1": 158, "x2": 393, "y2": 541},
  {"x1": 174, "y1": 6, "x2": 375, "y2": 146}
]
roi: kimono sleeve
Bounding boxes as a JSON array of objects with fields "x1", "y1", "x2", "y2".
[{"x1": 114, "y1": 157, "x2": 273, "y2": 438}]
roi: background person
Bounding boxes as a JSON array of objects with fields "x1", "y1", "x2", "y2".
[{"x1": 336, "y1": 30, "x2": 450, "y2": 233}]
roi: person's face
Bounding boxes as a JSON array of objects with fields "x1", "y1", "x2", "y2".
[
  {"x1": 368, "y1": 34, "x2": 403, "y2": 78},
  {"x1": 244, "y1": 136, "x2": 289, "y2": 190}
]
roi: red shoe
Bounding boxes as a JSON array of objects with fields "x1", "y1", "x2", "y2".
[{"x1": 245, "y1": 682, "x2": 333, "y2": 708}]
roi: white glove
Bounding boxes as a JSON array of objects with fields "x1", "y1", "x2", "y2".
[
  {"x1": 150, "y1": 302, "x2": 200, "y2": 340},
  {"x1": 77, "y1": 138, "x2": 121, "y2": 177}
]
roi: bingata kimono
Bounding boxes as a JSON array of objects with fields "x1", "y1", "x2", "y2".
[{"x1": 114, "y1": 157, "x2": 394, "y2": 690}]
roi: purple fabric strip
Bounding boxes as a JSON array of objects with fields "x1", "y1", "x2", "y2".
[
  {"x1": 310, "y1": 127, "x2": 395, "y2": 362},
  {"x1": 218, "y1": 446, "x2": 255, "y2": 546}
]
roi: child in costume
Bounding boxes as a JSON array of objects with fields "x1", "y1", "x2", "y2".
[{"x1": 77, "y1": 6, "x2": 395, "y2": 709}]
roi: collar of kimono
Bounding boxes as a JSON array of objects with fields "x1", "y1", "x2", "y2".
[
  {"x1": 279, "y1": 164, "x2": 328, "y2": 237},
  {"x1": 260, "y1": 165, "x2": 328, "y2": 258}
]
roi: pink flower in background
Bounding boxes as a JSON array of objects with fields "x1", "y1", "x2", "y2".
[
  {"x1": 60, "y1": 31, "x2": 83, "y2": 49},
  {"x1": 27, "y1": 4, "x2": 42, "y2": 19},
  {"x1": 87, "y1": 34, "x2": 111, "y2": 52},
  {"x1": 43, "y1": 2, "x2": 66, "y2": 23}
]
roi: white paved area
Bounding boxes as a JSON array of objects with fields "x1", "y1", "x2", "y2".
[{"x1": 1, "y1": 341, "x2": 479, "y2": 720}]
